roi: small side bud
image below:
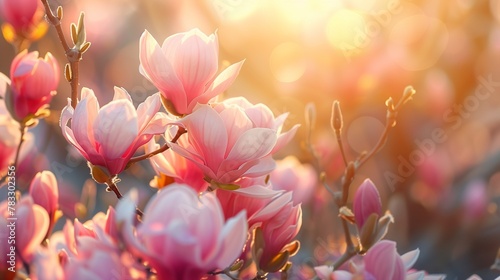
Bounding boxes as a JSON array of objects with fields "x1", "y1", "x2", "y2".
[
  {"x1": 402, "y1": 86, "x2": 416, "y2": 104},
  {"x1": 305, "y1": 102, "x2": 316, "y2": 130},
  {"x1": 331, "y1": 100, "x2": 343, "y2": 132},
  {"x1": 70, "y1": 23, "x2": 78, "y2": 45},
  {"x1": 341, "y1": 162, "x2": 356, "y2": 203},
  {"x1": 64, "y1": 63, "x2": 72, "y2": 82},
  {"x1": 89, "y1": 163, "x2": 111, "y2": 184},
  {"x1": 80, "y1": 41, "x2": 91, "y2": 53},
  {"x1": 76, "y1": 12, "x2": 86, "y2": 47},
  {"x1": 385, "y1": 97, "x2": 395, "y2": 112},
  {"x1": 57, "y1": 6, "x2": 63, "y2": 20}
]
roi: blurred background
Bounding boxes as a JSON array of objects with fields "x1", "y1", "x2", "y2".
[{"x1": 2, "y1": 0, "x2": 500, "y2": 278}]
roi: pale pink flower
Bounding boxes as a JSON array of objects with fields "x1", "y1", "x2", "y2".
[
  {"x1": 60, "y1": 87, "x2": 170, "y2": 175},
  {"x1": 169, "y1": 98, "x2": 298, "y2": 185},
  {"x1": 5, "y1": 50, "x2": 59, "y2": 121},
  {"x1": 0, "y1": 196, "x2": 49, "y2": 267},
  {"x1": 29, "y1": 171, "x2": 58, "y2": 219},
  {"x1": 147, "y1": 127, "x2": 208, "y2": 192},
  {"x1": 30, "y1": 208, "x2": 144, "y2": 280},
  {"x1": 216, "y1": 183, "x2": 286, "y2": 229},
  {"x1": 116, "y1": 185, "x2": 248, "y2": 280},
  {"x1": 353, "y1": 179, "x2": 382, "y2": 229},
  {"x1": 139, "y1": 28, "x2": 243, "y2": 115},
  {"x1": 315, "y1": 241, "x2": 444, "y2": 280},
  {"x1": 270, "y1": 155, "x2": 317, "y2": 204},
  {"x1": 0, "y1": 73, "x2": 20, "y2": 174}
]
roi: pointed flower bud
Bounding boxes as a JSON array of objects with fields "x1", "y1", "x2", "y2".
[
  {"x1": 353, "y1": 179, "x2": 382, "y2": 229},
  {"x1": 29, "y1": 171, "x2": 59, "y2": 217},
  {"x1": 331, "y1": 100, "x2": 343, "y2": 132}
]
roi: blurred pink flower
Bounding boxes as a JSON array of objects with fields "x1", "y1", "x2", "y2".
[
  {"x1": 315, "y1": 241, "x2": 441, "y2": 280},
  {"x1": 0, "y1": 74, "x2": 20, "y2": 175},
  {"x1": 116, "y1": 185, "x2": 248, "y2": 280},
  {"x1": 0, "y1": 0, "x2": 47, "y2": 44},
  {"x1": 147, "y1": 127, "x2": 208, "y2": 192},
  {"x1": 29, "y1": 170, "x2": 59, "y2": 238},
  {"x1": 364, "y1": 240, "x2": 406, "y2": 280},
  {"x1": 5, "y1": 50, "x2": 59, "y2": 121},
  {"x1": 169, "y1": 98, "x2": 298, "y2": 186},
  {"x1": 139, "y1": 28, "x2": 244, "y2": 115},
  {"x1": 60, "y1": 87, "x2": 170, "y2": 175},
  {"x1": 270, "y1": 155, "x2": 317, "y2": 204},
  {"x1": 0, "y1": 196, "x2": 49, "y2": 266},
  {"x1": 353, "y1": 179, "x2": 382, "y2": 229},
  {"x1": 463, "y1": 180, "x2": 488, "y2": 221},
  {"x1": 29, "y1": 171, "x2": 58, "y2": 219},
  {"x1": 31, "y1": 208, "x2": 144, "y2": 280}
]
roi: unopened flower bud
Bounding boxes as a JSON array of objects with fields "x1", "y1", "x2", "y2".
[{"x1": 353, "y1": 179, "x2": 382, "y2": 229}]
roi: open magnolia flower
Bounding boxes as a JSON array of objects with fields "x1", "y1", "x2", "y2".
[
  {"x1": 60, "y1": 87, "x2": 171, "y2": 176},
  {"x1": 315, "y1": 240, "x2": 445, "y2": 280},
  {"x1": 116, "y1": 185, "x2": 248, "y2": 280},
  {"x1": 139, "y1": 28, "x2": 244, "y2": 115},
  {"x1": 169, "y1": 97, "x2": 299, "y2": 187}
]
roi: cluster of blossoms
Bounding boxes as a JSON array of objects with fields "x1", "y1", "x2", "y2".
[{"x1": 0, "y1": 1, "x2": 454, "y2": 279}]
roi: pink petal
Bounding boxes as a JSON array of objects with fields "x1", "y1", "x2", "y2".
[
  {"x1": 94, "y1": 99, "x2": 138, "y2": 160},
  {"x1": 225, "y1": 128, "x2": 277, "y2": 163},
  {"x1": 72, "y1": 88, "x2": 99, "y2": 158},
  {"x1": 215, "y1": 210, "x2": 248, "y2": 268},
  {"x1": 136, "y1": 93, "x2": 162, "y2": 132},
  {"x1": 401, "y1": 248, "x2": 420, "y2": 270},
  {"x1": 271, "y1": 124, "x2": 299, "y2": 154},
  {"x1": 112, "y1": 86, "x2": 133, "y2": 102}
]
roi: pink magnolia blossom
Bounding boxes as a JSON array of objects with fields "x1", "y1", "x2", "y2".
[
  {"x1": 139, "y1": 28, "x2": 244, "y2": 115},
  {"x1": 0, "y1": 0, "x2": 44, "y2": 32},
  {"x1": 353, "y1": 179, "x2": 382, "y2": 229},
  {"x1": 463, "y1": 180, "x2": 488, "y2": 221},
  {"x1": 169, "y1": 98, "x2": 298, "y2": 185},
  {"x1": 31, "y1": 208, "x2": 145, "y2": 280},
  {"x1": 6, "y1": 50, "x2": 59, "y2": 121},
  {"x1": 270, "y1": 155, "x2": 317, "y2": 204},
  {"x1": 147, "y1": 127, "x2": 208, "y2": 192},
  {"x1": 258, "y1": 196, "x2": 302, "y2": 271},
  {"x1": 60, "y1": 87, "x2": 170, "y2": 175},
  {"x1": 0, "y1": 73, "x2": 20, "y2": 174},
  {"x1": 0, "y1": 196, "x2": 49, "y2": 267},
  {"x1": 315, "y1": 241, "x2": 445, "y2": 280},
  {"x1": 29, "y1": 171, "x2": 59, "y2": 219},
  {"x1": 116, "y1": 185, "x2": 248, "y2": 280}
]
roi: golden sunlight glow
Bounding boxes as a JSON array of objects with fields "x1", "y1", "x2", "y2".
[
  {"x1": 269, "y1": 42, "x2": 306, "y2": 83},
  {"x1": 325, "y1": 8, "x2": 365, "y2": 51}
]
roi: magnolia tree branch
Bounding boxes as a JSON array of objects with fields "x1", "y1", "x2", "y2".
[
  {"x1": 41, "y1": 0, "x2": 87, "y2": 109},
  {"x1": 128, "y1": 127, "x2": 187, "y2": 165}
]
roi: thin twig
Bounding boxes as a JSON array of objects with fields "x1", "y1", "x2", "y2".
[
  {"x1": 128, "y1": 127, "x2": 186, "y2": 164},
  {"x1": 40, "y1": 0, "x2": 81, "y2": 108},
  {"x1": 106, "y1": 180, "x2": 144, "y2": 217}
]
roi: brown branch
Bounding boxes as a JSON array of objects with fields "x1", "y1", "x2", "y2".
[
  {"x1": 40, "y1": 0, "x2": 82, "y2": 108},
  {"x1": 128, "y1": 127, "x2": 186, "y2": 164}
]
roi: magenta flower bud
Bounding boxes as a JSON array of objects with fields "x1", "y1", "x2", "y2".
[
  {"x1": 353, "y1": 179, "x2": 382, "y2": 229},
  {"x1": 29, "y1": 171, "x2": 59, "y2": 217},
  {"x1": 6, "y1": 50, "x2": 59, "y2": 121}
]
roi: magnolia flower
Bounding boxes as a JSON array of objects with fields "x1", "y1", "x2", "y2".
[
  {"x1": 0, "y1": 196, "x2": 49, "y2": 267},
  {"x1": 5, "y1": 50, "x2": 59, "y2": 121},
  {"x1": 147, "y1": 127, "x2": 208, "y2": 192},
  {"x1": 29, "y1": 171, "x2": 59, "y2": 238},
  {"x1": 30, "y1": 208, "x2": 145, "y2": 280},
  {"x1": 60, "y1": 87, "x2": 170, "y2": 175},
  {"x1": 0, "y1": 0, "x2": 48, "y2": 44},
  {"x1": 139, "y1": 28, "x2": 243, "y2": 115},
  {"x1": 169, "y1": 98, "x2": 299, "y2": 186},
  {"x1": 0, "y1": 74, "x2": 20, "y2": 174},
  {"x1": 256, "y1": 197, "x2": 302, "y2": 273},
  {"x1": 353, "y1": 179, "x2": 382, "y2": 229},
  {"x1": 116, "y1": 185, "x2": 248, "y2": 280},
  {"x1": 315, "y1": 241, "x2": 445, "y2": 280},
  {"x1": 270, "y1": 155, "x2": 317, "y2": 204}
]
